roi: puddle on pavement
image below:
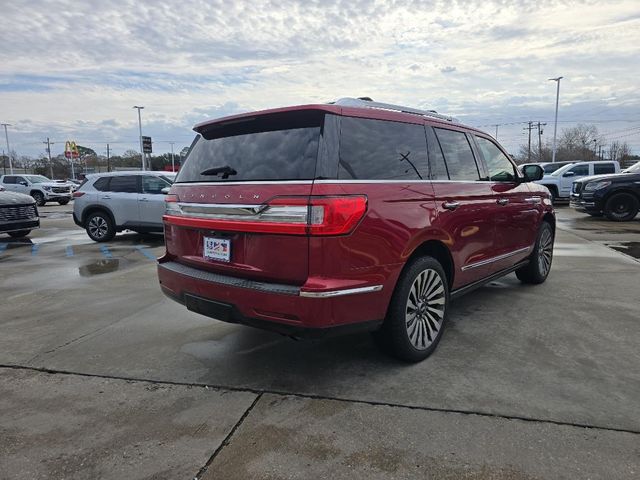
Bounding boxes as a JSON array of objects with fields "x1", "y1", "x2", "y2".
[
  {"x1": 605, "y1": 242, "x2": 640, "y2": 260},
  {"x1": 78, "y1": 259, "x2": 121, "y2": 276}
]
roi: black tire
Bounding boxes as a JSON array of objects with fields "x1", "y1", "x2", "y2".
[
  {"x1": 373, "y1": 256, "x2": 449, "y2": 363},
  {"x1": 32, "y1": 191, "x2": 45, "y2": 206},
  {"x1": 85, "y1": 211, "x2": 116, "y2": 242},
  {"x1": 58, "y1": 199, "x2": 70, "y2": 205},
  {"x1": 8, "y1": 230, "x2": 31, "y2": 238},
  {"x1": 516, "y1": 221, "x2": 554, "y2": 284},
  {"x1": 603, "y1": 193, "x2": 639, "y2": 222}
]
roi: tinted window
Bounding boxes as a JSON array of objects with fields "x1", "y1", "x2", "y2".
[
  {"x1": 339, "y1": 117, "x2": 428, "y2": 180},
  {"x1": 434, "y1": 128, "x2": 480, "y2": 181},
  {"x1": 142, "y1": 175, "x2": 170, "y2": 194},
  {"x1": 177, "y1": 110, "x2": 322, "y2": 183},
  {"x1": 594, "y1": 163, "x2": 615, "y2": 175},
  {"x1": 2, "y1": 176, "x2": 16, "y2": 184},
  {"x1": 108, "y1": 176, "x2": 138, "y2": 193},
  {"x1": 566, "y1": 165, "x2": 589, "y2": 176},
  {"x1": 93, "y1": 177, "x2": 110, "y2": 191},
  {"x1": 425, "y1": 127, "x2": 449, "y2": 180},
  {"x1": 475, "y1": 136, "x2": 516, "y2": 181}
]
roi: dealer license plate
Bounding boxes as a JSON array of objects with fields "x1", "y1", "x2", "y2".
[{"x1": 203, "y1": 237, "x2": 231, "y2": 262}]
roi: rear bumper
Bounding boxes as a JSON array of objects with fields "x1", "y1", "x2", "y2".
[{"x1": 157, "y1": 260, "x2": 388, "y2": 336}]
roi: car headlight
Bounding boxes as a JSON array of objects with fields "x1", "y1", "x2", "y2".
[
  {"x1": 42, "y1": 186, "x2": 51, "y2": 191},
  {"x1": 584, "y1": 181, "x2": 611, "y2": 191}
]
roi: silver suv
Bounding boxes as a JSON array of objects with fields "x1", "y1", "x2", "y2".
[
  {"x1": 73, "y1": 171, "x2": 174, "y2": 242},
  {"x1": 0, "y1": 174, "x2": 74, "y2": 206}
]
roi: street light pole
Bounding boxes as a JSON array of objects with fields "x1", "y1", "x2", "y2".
[
  {"x1": 549, "y1": 76, "x2": 563, "y2": 163},
  {"x1": 133, "y1": 106, "x2": 145, "y2": 171},
  {"x1": 2, "y1": 123, "x2": 13, "y2": 174},
  {"x1": 169, "y1": 141, "x2": 175, "y2": 172}
]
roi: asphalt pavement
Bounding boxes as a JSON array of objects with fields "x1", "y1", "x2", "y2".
[{"x1": 0, "y1": 204, "x2": 639, "y2": 479}]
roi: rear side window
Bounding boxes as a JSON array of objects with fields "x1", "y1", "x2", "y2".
[
  {"x1": 338, "y1": 117, "x2": 428, "y2": 180},
  {"x1": 434, "y1": 128, "x2": 480, "y2": 181},
  {"x1": 92, "y1": 177, "x2": 110, "y2": 191},
  {"x1": 177, "y1": 110, "x2": 323, "y2": 183},
  {"x1": 475, "y1": 136, "x2": 516, "y2": 181},
  {"x1": 108, "y1": 176, "x2": 139, "y2": 193},
  {"x1": 425, "y1": 127, "x2": 449, "y2": 180},
  {"x1": 594, "y1": 163, "x2": 615, "y2": 175},
  {"x1": 2, "y1": 176, "x2": 16, "y2": 184}
]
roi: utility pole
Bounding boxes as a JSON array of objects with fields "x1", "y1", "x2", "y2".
[
  {"x1": 2, "y1": 149, "x2": 5, "y2": 175},
  {"x1": 537, "y1": 122, "x2": 546, "y2": 162},
  {"x1": 169, "y1": 142, "x2": 175, "y2": 172},
  {"x1": 133, "y1": 106, "x2": 145, "y2": 171},
  {"x1": 549, "y1": 76, "x2": 563, "y2": 162},
  {"x1": 43, "y1": 138, "x2": 55, "y2": 178},
  {"x1": 524, "y1": 122, "x2": 534, "y2": 162},
  {"x1": 106, "y1": 143, "x2": 111, "y2": 172},
  {"x1": 2, "y1": 123, "x2": 13, "y2": 174}
]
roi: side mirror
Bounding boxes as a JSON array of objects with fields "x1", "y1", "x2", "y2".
[
  {"x1": 19, "y1": 181, "x2": 28, "y2": 186},
  {"x1": 562, "y1": 171, "x2": 575, "y2": 177},
  {"x1": 160, "y1": 187, "x2": 170, "y2": 195},
  {"x1": 522, "y1": 165, "x2": 544, "y2": 182}
]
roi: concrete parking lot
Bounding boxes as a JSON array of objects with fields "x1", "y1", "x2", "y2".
[{"x1": 1, "y1": 204, "x2": 639, "y2": 479}]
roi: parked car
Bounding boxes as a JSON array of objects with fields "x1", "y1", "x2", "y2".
[
  {"x1": 0, "y1": 187, "x2": 40, "y2": 237},
  {"x1": 519, "y1": 161, "x2": 575, "y2": 175},
  {"x1": 73, "y1": 171, "x2": 174, "y2": 242},
  {"x1": 157, "y1": 97, "x2": 555, "y2": 362},
  {"x1": 0, "y1": 174, "x2": 74, "y2": 206},
  {"x1": 535, "y1": 160, "x2": 620, "y2": 203},
  {"x1": 570, "y1": 162, "x2": 640, "y2": 221}
]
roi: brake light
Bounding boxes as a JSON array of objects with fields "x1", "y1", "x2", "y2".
[
  {"x1": 163, "y1": 195, "x2": 367, "y2": 236},
  {"x1": 72, "y1": 191, "x2": 85, "y2": 198}
]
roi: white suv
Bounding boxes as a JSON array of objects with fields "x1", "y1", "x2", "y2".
[
  {"x1": 0, "y1": 174, "x2": 74, "y2": 206},
  {"x1": 536, "y1": 160, "x2": 620, "y2": 202},
  {"x1": 72, "y1": 171, "x2": 174, "y2": 242}
]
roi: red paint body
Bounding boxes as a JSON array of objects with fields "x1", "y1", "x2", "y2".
[{"x1": 158, "y1": 103, "x2": 554, "y2": 334}]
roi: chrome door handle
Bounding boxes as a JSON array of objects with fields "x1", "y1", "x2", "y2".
[
  {"x1": 139, "y1": 197, "x2": 149, "y2": 202},
  {"x1": 497, "y1": 198, "x2": 509, "y2": 206},
  {"x1": 442, "y1": 201, "x2": 460, "y2": 211},
  {"x1": 101, "y1": 195, "x2": 111, "y2": 199}
]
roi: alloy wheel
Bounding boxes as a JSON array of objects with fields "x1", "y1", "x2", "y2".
[
  {"x1": 538, "y1": 227, "x2": 553, "y2": 276},
  {"x1": 405, "y1": 269, "x2": 446, "y2": 350},
  {"x1": 88, "y1": 216, "x2": 108, "y2": 239}
]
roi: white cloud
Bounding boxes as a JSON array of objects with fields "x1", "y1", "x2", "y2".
[{"x1": 1, "y1": 0, "x2": 639, "y2": 156}]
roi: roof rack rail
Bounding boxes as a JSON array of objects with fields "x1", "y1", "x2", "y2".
[{"x1": 332, "y1": 97, "x2": 458, "y2": 123}]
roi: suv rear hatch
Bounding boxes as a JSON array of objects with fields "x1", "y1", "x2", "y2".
[{"x1": 164, "y1": 108, "x2": 342, "y2": 286}]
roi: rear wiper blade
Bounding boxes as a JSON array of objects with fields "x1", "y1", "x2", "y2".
[{"x1": 200, "y1": 165, "x2": 238, "y2": 179}]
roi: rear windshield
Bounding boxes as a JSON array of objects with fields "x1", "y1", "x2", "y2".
[{"x1": 176, "y1": 110, "x2": 323, "y2": 183}]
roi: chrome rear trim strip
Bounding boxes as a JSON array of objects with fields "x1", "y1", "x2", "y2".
[
  {"x1": 299, "y1": 285, "x2": 383, "y2": 298},
  {"x1": 461, "y1": 246, "x2": 531, "y2": 271}
]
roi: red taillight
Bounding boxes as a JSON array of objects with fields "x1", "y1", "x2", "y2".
[
  {"x1": 308, "y1": 196, "x2": 368, "y2": 235},
  {"x1": 72, "y1": 191, "x2": 85, "y2": 198},
  {"x1": 165, "y1": 194, "x2": 179, "y2": 203},
  {"x1": 163, "y1": 195, "x2": 367, "y2": 236}
]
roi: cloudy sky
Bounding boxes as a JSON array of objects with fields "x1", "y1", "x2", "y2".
[{"x1": 1, "y1": 0, "x2": 639, "y2": 159}]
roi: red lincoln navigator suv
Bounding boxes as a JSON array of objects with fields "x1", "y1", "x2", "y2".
[{"x1": 158, "y1": 97, "x2": 554, "y2": 362}]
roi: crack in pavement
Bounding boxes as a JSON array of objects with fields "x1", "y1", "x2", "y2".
[
  {"x1": 2, "y1": 364, "x2": 639, "y2": 437},
  {"x1": 192, "y1": 392, "x2": 263, "y2": 480}
]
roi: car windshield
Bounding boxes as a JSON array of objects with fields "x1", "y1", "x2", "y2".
[
  {"x1": 25, "y1": 175, "x2": 51, "y2": 183},
  {"x1": 624, "y1": 162, "x2": 640, "y2": 173}
]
